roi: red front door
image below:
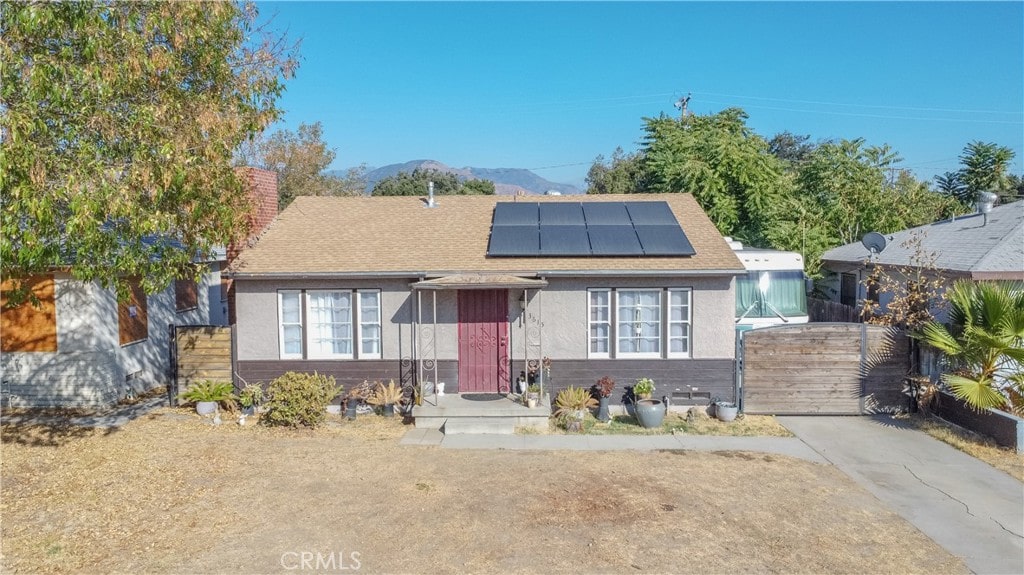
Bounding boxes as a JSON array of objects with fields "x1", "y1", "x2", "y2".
[{"x1": 457, "y1": 290, "x2": 509, "y2": 393}]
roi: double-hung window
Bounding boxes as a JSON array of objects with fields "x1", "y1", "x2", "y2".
[
  {"x1": 667, "y1": 289, "x2": 691, "y2": 357},
  {"x1": 587, "y1": 288, "x2": 692, "y2": 359},
  {"x1": 277, "y1": 289, "x2": 382, "y2": 359},
  {"x1": 588, "y1": 289, "x2": 611, "y2": 357}
]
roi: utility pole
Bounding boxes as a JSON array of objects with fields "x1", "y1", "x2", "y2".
[{"x1": 673, "y1": 93, "x2": 692, "y2": 120}]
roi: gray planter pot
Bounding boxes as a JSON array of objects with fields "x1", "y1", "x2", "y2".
[
  {"x1": 383, "y1": 404, "x2": 395, "y2": 417},
  {"x1": 196, "y1": 401, "x2": 217, "y2": 416},
  {"x1": 596, "y1": 396, "x2": 611, "y2": 422},
  {"x1": 635, "y1": 399, "x2": 665, "y2": 428},
  {"x1": 716, "y1": 402, "x2": 738, "y2": 422}
]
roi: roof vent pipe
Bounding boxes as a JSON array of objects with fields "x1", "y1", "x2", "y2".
[
  {"x1": 977, "y1": 191, "x2": 997, "y2": 226},
  {"x1": 426, "y1": 181, "x2": 436, "y2": 208}
]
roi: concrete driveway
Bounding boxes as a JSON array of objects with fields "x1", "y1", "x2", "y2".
[{"x1": 779, "y1": 416, "x2": 1023, "y2": 575}]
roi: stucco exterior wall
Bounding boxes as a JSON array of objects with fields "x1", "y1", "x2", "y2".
[
  {"x1": 234, "y1": 274, "x2": 736, "y2": 363},
  {"x1": 1, "y1": 268, "x2": 218, "y2": 407}
]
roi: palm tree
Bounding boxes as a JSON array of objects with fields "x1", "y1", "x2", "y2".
[{"x1": 913, "y1": 281, "x2": 1024, "y2": 413}]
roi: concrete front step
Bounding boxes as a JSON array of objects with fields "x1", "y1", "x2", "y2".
[
  {"x1": 443, "y1": 417, "x2": 516, "y2": 435},
  {"x1": 412, "y1": 394, "x2": 551, "y2": 434}
]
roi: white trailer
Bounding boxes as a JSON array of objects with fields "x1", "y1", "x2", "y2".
[{"x1": 728, "y1": 238, "x2": 809, "y2": 332}]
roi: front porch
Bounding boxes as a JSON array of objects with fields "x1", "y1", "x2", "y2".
[{"x1": 412, "y1": 393, "x2": 551, "y2": 434}]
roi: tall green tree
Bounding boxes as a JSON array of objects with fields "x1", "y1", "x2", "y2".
[
  {"x1": 934, "y1": 171, "x2": 969, "y2": 205},
  {"x1": 957, "y1": 141, "x2": 1017, "y2": 205},
  {"x1": 585, "y1": 147, "x2": 647, "y2": 195},
  {"x1": 237, "y1": 122, "x2": 362, "y2": 210},
  {"x1": 1, "y1": 1, "x2": 298, "y2": 299},
  {"x1": 372, "y1": 168, "x2": 494, "y2": 196},
  {"x1": 639, "y1": 109, "x2": 790, "y2": 246}
]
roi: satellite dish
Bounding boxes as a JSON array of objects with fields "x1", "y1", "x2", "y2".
[{"x1": 861, "y1": 232, "x2": 887, "y2": 256}]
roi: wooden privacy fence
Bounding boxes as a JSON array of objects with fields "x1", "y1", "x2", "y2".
[
  {"x1": 741, "y1": 323, "x2": 909, "y2": 415},
  {"x1": 170, "y1": 325, "x2": 233, "y2": 405},
  {"x1": 807, "y1": 297, "x2": 860, "y2": 323}
]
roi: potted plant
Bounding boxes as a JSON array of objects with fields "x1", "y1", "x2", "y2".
[
  {"x1": 525, "y1": 384, "x2": 541, "y2": 408},
  {"x1": 344, "y1": 380, "x2": 372, "y2": 420},
  {"x1": 634, "y1": 378, "x2": 655, "y2": 400},
  {"x1": 238, "y1": 383, "x2": 264, "y2": 416},
  {"x1": 714, "y1": 400, "x2": 739, "y2": 422},
  {"x1": 554, "y1": 386, "x2": 597, "y2": 433},
  {"x1": 179, "y1": 380, "x2": 236, "y2": 415},
  {"x1": 631, "y1": 378, "x2": 664, "y2": 428},
  {"x1": 591, "y1": 376, "x2": 615, "y2": 422},
  {"x1": 367, "y1": 379, "x2": 404, "y2": 417}
]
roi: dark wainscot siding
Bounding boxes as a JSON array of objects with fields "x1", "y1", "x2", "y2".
[
  {"x1": 515, "y1": 359, "x2": 735, "y2": 405},
  {"x1": 237, "y1": 360, "x2": 459, "y2": 392}
]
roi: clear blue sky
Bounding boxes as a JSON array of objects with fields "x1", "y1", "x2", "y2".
[{"x1": 259, "y1": 1, "x2": 1023, "y2": 188}]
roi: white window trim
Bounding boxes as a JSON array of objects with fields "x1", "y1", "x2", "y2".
[
  {"x1": 587, "y1": 288, "x2": 611, "y2": 359},
  {"x1": 615, "y1": 288, "x2": 663, "y2": 359},
  {"x1": 305, "y1": 290, "x2": 354, "y2": 360},
  {"x1": 357, "y1": 289, "x2": 382, "y2": 359},
  {"x1": 278, "y1": 289, "x2": 384, "y2": 360},
  {"x1": 278, "y1": 290, "x2": 303, "y2": 360},
  {"x1": 667, "y1": 288, "x2": 692, "y2": 359}
]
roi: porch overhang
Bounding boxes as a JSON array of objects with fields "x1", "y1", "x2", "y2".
[{"x1": 410, "y1": 274, "x2": 548, "y2": 291}]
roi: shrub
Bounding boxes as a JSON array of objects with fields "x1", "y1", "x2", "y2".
[{"x1": 261, "y1": 372, "x2": 343, "y2": 428}]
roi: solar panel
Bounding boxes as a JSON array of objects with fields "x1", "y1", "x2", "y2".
[
  {"x1": 635, "y1": 225, "x2": 696, "y2": 256},
  {"x1": 539, "y1": 203, "x2": 585, "y2": 226},
  {"x1": 487, "y1": 225, "x2": 539, "y2": 256},
  {"x1": 487, "y1": 201, "x2": 696, "y2": 257},
  {"x1": 587, "y1": 225, "x2": 643, "y2": 255},
  {"x1": 582, "y1": 202, "x2": 631, "y2": 226},
  {"x1": 540, "y1": 225, "x2": 591, "y2": 255},
  {"x1": 625, "y1": 201, "x2": 679, "y2": 226},
  {"x1": 492, "y1": 203, "x2": 538, "y2": 226}
]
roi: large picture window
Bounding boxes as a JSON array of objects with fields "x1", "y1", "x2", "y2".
[
  {"x1": 587, "y1": 288, "x2": 692, "y2": 359},
  {"x1": 617, "y1": 289, "x2": 662, "y2": 357},
  {"x1": 278, "y1": 289, "x2": 381, "y2": 360}
]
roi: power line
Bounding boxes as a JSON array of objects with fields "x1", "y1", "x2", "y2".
[
  {"x1": 691, "y1": 90, "x2": 1021, "y2": 116},
  {"x1": 698, "y1": 99, "x2": 1024, "y2": 125}
]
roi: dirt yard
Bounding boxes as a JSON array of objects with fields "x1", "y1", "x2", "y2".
[{"x1": 1, "y1": 409, "x2": 967, "y2": 574}]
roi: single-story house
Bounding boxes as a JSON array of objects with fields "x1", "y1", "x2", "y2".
[
  {"x1": 229, "y1": 193, "x2": 746, "y2": 404},
  {"x1": 820, "y1": 201, "x2": 1024, "y2": 324},
  {"x1": 1, "y1": 267, "x2": 222, "y2": 408},
  {"x1": 0, "y1": 167, "x2": 279, "y2": 408}
]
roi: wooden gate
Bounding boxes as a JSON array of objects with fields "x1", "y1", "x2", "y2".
[
  {"x1": 741, "y1": 323, "x2": 908, "y2": 415},
  {"x1": 457, "y1": 290, "x2": 509, "y2": 393},
  {"x1": 170, "y1": 325, "x2": 233, "y2": 405}
]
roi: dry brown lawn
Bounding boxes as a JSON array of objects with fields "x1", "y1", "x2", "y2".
[
  {"x1": 1, "y1": 408, "x2": 968, "y2": 574},
  {"x1": 898, "y1": 413, "x2": 1024, "y2": 482}
]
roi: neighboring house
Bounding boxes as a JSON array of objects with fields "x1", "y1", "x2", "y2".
[
  {"x1": 1, "y1": 267, "x2": 221, "y2": 407},
  {"x1": 0, "y1": 167, "x2": 278, "y2": 408},
  {"x1": 229, "y1": 193, "x2": 745, "y2": 404},
  {"x1": 820, "y1": 201, "x2": 1024, "y2": 324}
]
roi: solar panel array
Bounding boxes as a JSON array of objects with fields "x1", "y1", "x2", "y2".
[{"x1": 487, "y1": 201, "x2": 696, "y2": 257}]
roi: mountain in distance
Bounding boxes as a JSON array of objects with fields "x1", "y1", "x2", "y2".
[{"x1": 331, "y1": 160, "x2": 582, "y2": 196}]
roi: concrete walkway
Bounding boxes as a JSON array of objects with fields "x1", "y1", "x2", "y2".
[
  {"x1": 779, "y1": 415, "x2": 1024, "y2": 575},
  {"x1": 400, "y1": 428, "x2": 828, "y2": 462},
  {"x1": 1, "y1": 396, "x2": 168, "y2": 428}
]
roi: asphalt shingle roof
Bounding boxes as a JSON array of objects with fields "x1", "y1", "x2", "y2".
[
  {"x1": 821, "y1": 201, "x2": 1024, "y2": 279},
  {"x1": 229, "y1": 193, "x2": 743, "y2": 277}
]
